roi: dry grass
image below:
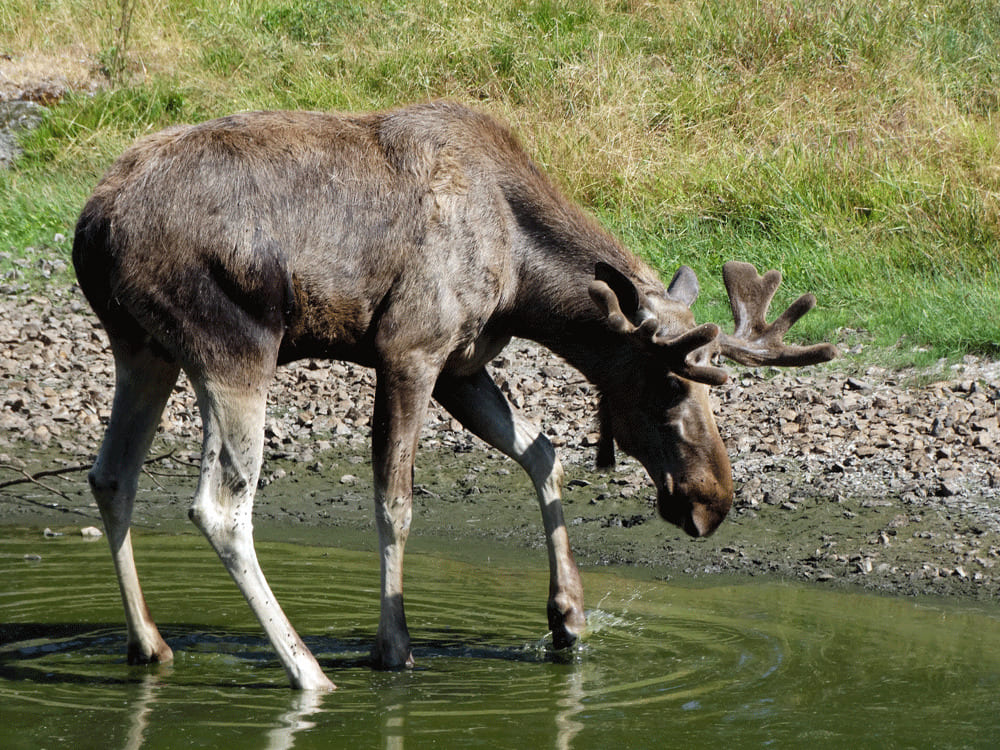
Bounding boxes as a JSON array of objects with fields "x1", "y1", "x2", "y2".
[{"x1": 2, "y1": 0, "x2": 997, "y2": 359}]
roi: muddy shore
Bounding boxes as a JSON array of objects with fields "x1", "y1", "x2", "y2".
[{"x1": 2, "y1": 283, "x2": 999, "y2": 601}]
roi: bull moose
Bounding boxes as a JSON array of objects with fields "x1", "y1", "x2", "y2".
[{"x1": 73, "y1": 101, "x2": 837, "y2": 689}]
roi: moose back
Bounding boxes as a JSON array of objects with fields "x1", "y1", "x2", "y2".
[{"x1": 73, "y1": 101, "x2": 837, "y2": 689}]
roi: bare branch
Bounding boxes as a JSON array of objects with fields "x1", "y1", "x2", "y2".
[
  {"x1": 0, "y1": 450, "x2": 177, "y2": 494},
  {"x1": 0, "y1": 465, "x2": 76, "y2": 502}
]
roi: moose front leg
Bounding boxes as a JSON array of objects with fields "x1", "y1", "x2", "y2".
[
  {"x1": 434, "y1": 369, "x2": 586, "y2": 649},
  {"x1": 371, "y1": 362, "x2": 439, "y2": 669}
]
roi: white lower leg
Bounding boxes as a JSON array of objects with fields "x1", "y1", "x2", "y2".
[
  {"x1": 216, "y1": 528, "x2": 333, "y2": 690},
  {"x1": 90, "y1": 350, "x2": 179, "y2": 664},
  {"x1": 435, "y1": 371, "x2": 587, "y2": 647},
  {"x1": 513, "y1": 417, "x2": 586, "y2": 645},
  {"x1": 112, "y1": 530, "x2": 174, "y2": 663},
  {"x1": 191, "y1": 383, "x2": 333, "y2": 690}
]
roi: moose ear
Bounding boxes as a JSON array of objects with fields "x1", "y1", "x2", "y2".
[
  {"x1": 666, "y1": 265, "x2": 700, "y2": 308},
  {"x1": 594, "y1": 262, "x2": 641, "y2": 320}
]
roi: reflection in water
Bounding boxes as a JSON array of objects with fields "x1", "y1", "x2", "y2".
[
  {"x1": 117, "y1": 665, "x2": 326, "y2": 750},
  {"x1": 124, "y1": 673, "x2": 159, "y2": 750},
  {"x1": 554, "y1": 665, "x2": 585, "y2": 750},
  {"x1": 2, "y1": 530, "x2": 1000, "y2": 749},
  {"x1": 266, "y1": 690, "x2": 327, "y2": 750},
  {"x1": 373, "y1": 649, "x2": 590, "y2": 750},
  {"x1": 383, "y1": 703, "x2": 404, "y2": 750}
]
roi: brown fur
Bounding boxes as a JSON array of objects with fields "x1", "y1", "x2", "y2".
[{"x1": 73, "y1": 101, "x2": 834, "y2": 685}]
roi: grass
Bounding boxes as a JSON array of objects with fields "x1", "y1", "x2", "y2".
[{"x1": 1, "y1": 0, "x2": 997, "y2": 365}]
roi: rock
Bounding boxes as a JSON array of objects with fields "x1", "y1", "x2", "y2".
[
  {"x1": 936, "y1": 479, "x2": 962, "y2": 498},
  {"x1": 845, "y1": 377, "x2": 872, "y2": 391},
  {"x1": 0, "y1": 100, "x2": 46, "y2": 168},
  {"x1": 3, "y1": 280, "x2": 1000, "y2": 598}
]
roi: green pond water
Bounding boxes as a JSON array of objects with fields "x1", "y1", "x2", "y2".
[{"x1": 2, "y1": 528, "x2": 999, "y2": 749}]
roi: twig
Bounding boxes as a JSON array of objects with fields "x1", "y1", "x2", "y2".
[
  {"x1": 0, "y1": 466, "x2": 75, "y2": 502},
  {"x1": 142, "y1": 467, "x2": 166, "y2": 490},
  {"x1": 0, "y1": 462, "x2": 91, "y2": 487},
  {"x1": 0, "y1": 450, "x2": 177, "y2": 493}
]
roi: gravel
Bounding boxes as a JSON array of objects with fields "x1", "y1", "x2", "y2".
[
  {"x1": 2, "y1": 65, "x2": 997, "y2": 600},
  {"x1": 2, "y1": 282, "x2": 999, "y2": 599}
]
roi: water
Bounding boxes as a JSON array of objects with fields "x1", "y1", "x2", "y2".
[{"x1": 2, "y1": 528, "x2": 999, "y2": 749}]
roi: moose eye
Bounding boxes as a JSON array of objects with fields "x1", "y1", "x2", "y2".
[{"x1": 658, "y1": 375, "x2": 687, "y2": 409}]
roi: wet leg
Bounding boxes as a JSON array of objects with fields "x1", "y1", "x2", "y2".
[
  {"x1": 434, "y1": 369, "x2": 586, "y2": 648},
  {"x1": 188, "y1": 377, "x2": 334, "y2": 690},
  {"x1": 88, "y1": 345, "x2": 180, "y2": 664},
  {"x1": 370, "y1": 361, "x2": 438, "y2": 669}
]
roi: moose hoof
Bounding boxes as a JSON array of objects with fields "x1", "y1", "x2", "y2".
[
  {"x1": 293, "y1": 669, "x2": 337, "y2": 692},
  {"x1": 372, "y1": 639, "x2": 415, "y2": 670},
  {"x1": 126, "y1": 638, "x2": 174, "y2": 666},
  {"x1": 548, "y1": 600, "x2": 587, "y2": 650}
]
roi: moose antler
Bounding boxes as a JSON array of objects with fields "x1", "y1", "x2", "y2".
[
  {"x1": 589, "y1": 278, "x2": 728, "y2": 385},
  {"x1": 718, "y1": 261, "x2": 839, "y2": 367}
]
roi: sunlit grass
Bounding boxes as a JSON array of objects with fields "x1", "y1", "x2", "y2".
[{"x1": 1, "y1": 0, "x2": 997, "y2": 362}]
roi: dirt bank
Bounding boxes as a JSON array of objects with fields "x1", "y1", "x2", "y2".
[{"x1": 2, "y1": 285, "x2": 999, "y2": 600}]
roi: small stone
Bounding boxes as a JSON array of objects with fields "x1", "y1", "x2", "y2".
[
  {"x1": 80, "y1": 526, "x2": 103, "y2": 538},
  {"x1": 935, "y1": 479, "x2": 961, "y2": 497}
]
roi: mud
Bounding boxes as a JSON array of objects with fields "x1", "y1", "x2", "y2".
[{"x1": 2, "y1": 285, "x2": 999, "y2": 602}]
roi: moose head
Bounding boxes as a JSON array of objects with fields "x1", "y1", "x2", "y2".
[{"x1": 589, "y1": 260, "x2": 838, "y2": 537}]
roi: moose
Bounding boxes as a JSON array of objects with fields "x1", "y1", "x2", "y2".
[{"x1": 73, "y1": 101, "x2": 837, "y2": 690}]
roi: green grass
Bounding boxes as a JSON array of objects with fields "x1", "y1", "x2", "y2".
[{"x1": 2, "y1": 0, "x2": 998, "y2": 365}]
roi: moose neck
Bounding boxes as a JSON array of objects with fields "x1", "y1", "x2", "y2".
[{"x1": 501, "y1": 187, "x2": 660, "y2": 391}]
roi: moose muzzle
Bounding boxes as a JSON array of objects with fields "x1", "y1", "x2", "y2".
[{"x1": 656, "y1": 470, "x2": 734, "y2": 538}]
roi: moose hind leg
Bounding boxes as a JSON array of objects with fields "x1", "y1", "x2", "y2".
[
  {"x1": 187, "y1": 378, "x2": 334, "y2": 690},
  {"x1": 89, "y1": 346, "x2": 180, "y2": 664},
  {"x1": 434, "y1": 369, "x2": 586, "y2": 649}
]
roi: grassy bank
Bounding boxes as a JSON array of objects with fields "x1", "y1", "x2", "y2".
[{"x1": 2, "y1": 0, "x2": 997, "y2": 363}]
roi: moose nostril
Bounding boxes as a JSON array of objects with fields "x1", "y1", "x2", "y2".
[
  {"x1": 661, "y1": 472, "x2": 675, "y2": 496},
  {"x1": 689, "y1": 504, "x2": 721, "y2": 538}
]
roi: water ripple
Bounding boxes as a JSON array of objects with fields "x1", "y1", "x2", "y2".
[{"x1": 3, "y1": 530, "x2": 1000, "y2": 748}]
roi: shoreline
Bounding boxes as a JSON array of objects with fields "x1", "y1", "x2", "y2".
[{"x1": 2, "y1": 285, "x2": 999, "y2": 602}]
